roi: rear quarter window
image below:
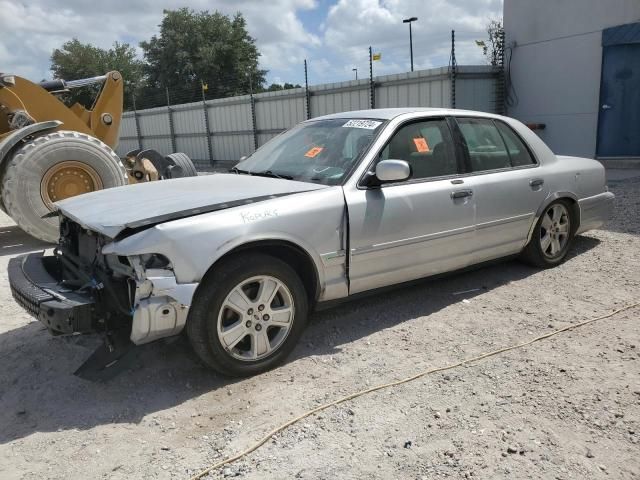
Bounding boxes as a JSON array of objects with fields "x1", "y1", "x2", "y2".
[{"x1": 495, "y1": 121, "x2": 536, "y2": 166}]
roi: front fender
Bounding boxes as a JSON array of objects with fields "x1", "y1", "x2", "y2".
[
  {"x1": 104, "y1": 228, "x2": 326, "y2": 289},
  {"x1": 102, "y1": 187, "x2": 346, "y2": 295}
]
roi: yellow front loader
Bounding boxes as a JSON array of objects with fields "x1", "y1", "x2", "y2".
[{"x1": 0, "y1": 71, "x2": 196, "y2": 242}]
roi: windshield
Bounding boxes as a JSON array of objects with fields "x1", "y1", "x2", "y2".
[{"x1": 234, "y1": 118, "x2": 386, "y2": 185}]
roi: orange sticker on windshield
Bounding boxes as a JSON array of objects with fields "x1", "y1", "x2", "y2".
[
  {"x1": 413, "y1": 137, "x2": 430, "y2": 153},
  {"x1": 305, "y1": 146, "x2": 324, "y2": 158}
]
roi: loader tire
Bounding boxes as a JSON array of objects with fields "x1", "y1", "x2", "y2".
[
  {"x1": 1, "y1": 131, "x2": 127, "y2": 243},
  {"x1": 166, "y1": 152, "x2": 198, "y2": 177}
]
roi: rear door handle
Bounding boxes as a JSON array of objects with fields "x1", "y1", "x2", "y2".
[
  {"x1": 451, "y1": 189, "x2": 473, "y2": 199},
  {"x1": 529, "y1": 178, "x2": 544, "y2": 188}
]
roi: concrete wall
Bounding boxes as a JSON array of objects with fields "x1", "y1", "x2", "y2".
[
  {"x1": 117, "y1": 66, "x2": 499, "y2": 167},
  {"x1": 503, "y1": 0, "x2": 640, "y2": 158}
]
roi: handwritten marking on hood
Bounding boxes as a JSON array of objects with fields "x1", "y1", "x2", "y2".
[{"x1": 241, "y1": 209, "x2": 279, "y2": 223}]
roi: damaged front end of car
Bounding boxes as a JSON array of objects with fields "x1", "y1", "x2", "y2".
[{"x1": 8, "y1": 216, "x2": 194, "y2": 379}]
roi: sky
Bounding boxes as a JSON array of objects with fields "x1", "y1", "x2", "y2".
[{"x1": 0, "y1": 0, "x2": 503, "y2": 87}]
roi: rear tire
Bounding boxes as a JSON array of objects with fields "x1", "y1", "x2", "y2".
[
  {"x1": 520, "y1": 199, "x2": 575, "y2": 268},
  {"x1": 166, "y1": 152, "x2": 198, "y2": 177},
  {"x1": 1, "y1": 131, "x2": 127, "y2": 242},
  {"x1": 187, "y1": 253, "x2": 309, "y2": 377}
]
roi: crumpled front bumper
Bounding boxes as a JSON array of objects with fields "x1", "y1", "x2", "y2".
[
  {"x1": 9, "y1": 251, "x2": 198, "y2": 346},
  {"x1": 8, "y1": 252, "x2": 96, "y2": 334}
]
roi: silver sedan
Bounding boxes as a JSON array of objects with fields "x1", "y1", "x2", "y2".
[{"x1": 8, "y1": 108, "x2": 614, "y2": 377}]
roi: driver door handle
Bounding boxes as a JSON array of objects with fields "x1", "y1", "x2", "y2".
[{"x1": 451, "y1": 189, "x2": 473, "y2": 199}]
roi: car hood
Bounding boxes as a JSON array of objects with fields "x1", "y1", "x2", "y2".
[{"x1": 55, "y1": 173, "x2": 325, "y2": 239}]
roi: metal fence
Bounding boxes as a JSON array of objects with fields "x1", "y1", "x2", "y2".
[{"x1": 117, "y1": 65, "x2": 500, "y2": 169}]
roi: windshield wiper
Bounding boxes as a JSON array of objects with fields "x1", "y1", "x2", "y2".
[
  {"x1": 252, "y1": 170, "x2": 294, "y2": 180},
  {"x1": 229, "y1": 167, "x2": 251, "y2": 175},
  {"x1": 229, "y1": 167, "x2": 293, "y2": 180}
]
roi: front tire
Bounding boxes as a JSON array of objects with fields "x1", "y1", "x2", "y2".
[
  {"x1": 520, "y1": 199, "x2": 574, "y2": 268},
  {"x1": 187, "y1": 253, "x2": 309, "y2": 377}
]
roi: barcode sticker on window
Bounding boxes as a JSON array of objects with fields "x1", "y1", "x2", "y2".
[
  {"x1": 413, "y1": 137, "x2": 430, "y2": 153},
  {"x1": 304, "y1": 146, "x2": 324, "y2": 158},
  {"x1": 342, "y1": 119, "x2": 383, "y2": 129}
]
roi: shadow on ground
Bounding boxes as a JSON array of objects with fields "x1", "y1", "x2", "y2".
[{"x1": 0, "y1": 235, "x2": 601, "y2": 444}]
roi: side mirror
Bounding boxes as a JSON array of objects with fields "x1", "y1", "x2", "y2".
[{"x1": 375, "y1": 159, "x2": 411, "y2": 183}]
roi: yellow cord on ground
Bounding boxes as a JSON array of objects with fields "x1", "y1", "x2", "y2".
[{"x1": 189, "y1": 301, "x2": 640, "y2": 480}]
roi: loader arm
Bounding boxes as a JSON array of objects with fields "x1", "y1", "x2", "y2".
[{"x1": 0, "y1": 71, "x2": 123, "y2": 149}]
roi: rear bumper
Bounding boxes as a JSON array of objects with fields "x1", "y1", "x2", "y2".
[
  {"x1": 8, "y1": 252, "x2": 96, "y2": 334},
  {"x1": 577, "y1": 191, "x2": 615, "y2": 234}
]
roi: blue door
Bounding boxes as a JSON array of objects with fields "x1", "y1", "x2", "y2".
[{"x1": 597, "y1": 23, "x2": 640, "y2": 158}]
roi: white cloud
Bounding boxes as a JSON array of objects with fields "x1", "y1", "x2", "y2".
[
  {"x1": 0, "y1": 0, "x2": 320, "y2": 80},
  {"x1": 0, "y1": 0, "x2": 502, "y2": 86},
  {"x1": 320, "y1": 0, "x2": 502, "y2": 79}
]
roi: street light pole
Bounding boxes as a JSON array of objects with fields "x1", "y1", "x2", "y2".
[
  {"x1": 352, "y1": 68, "x2": 358, "y2": 80},
  {"x1": 403, "y1": 17, "x2": 418, "y2": 72}
]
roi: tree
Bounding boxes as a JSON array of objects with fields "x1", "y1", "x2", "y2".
[
  {"x1": 140, "y1": 8, "x2": 266, "y2": 105},
  {"x1": 264, "y1": 82, "x2": 302, "y2": 92},
  {"x1": 480, "y1": 19, "x2": 504, "y2": 66},
  {"x1": 50, "y1": 39, "x2": 144, "y2": 109}
]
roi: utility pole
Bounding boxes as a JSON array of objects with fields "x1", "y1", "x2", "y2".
[
  {"x1": 403, "y1": 17, "x2": 418, "y2": 72},
  {"x1": 132, "y1": 93, "x2": 142, "y2": 150},
  {"x1": 450, "y1": 30, "x2": 457, "y2": 109},
  {"x1": 201, "y1": 81, "x2": 214, "y2": 166},
  {"x1": 496, "y1": 29, "x2": 506, "y2": 114},
  {"x1": 165, "y1": 87, "x2": 177, "y2": 154},
  {"x1": 369, "y1": 47, "x2": 375, "y2": 109},
  {"x1": 304, "y1": 59, "x2": 311, "y2": 120},
  {"x1": 248, "y1": 74, "x2": 258, "y2": 151}
]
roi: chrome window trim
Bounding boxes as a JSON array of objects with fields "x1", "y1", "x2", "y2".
[
  {"x1": 452, "y1": 162, "x2": 540, "y2": 179},
  {"x1": 351, "y1": 113, "x2": 543, "y2": 191}
]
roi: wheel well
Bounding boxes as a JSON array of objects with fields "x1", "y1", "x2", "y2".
[
  {"x1": 527, "y1": 195, "x2": 581, "y2": 245},
  {"x1": 214, "y1": 240, "x2": 320, "y2": 307},
  {"x1": 560, "y1": 197, "x2": 581, "y2": 233}
]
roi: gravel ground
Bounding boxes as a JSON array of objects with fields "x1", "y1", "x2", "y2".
[{"x1": 0, "y1": 174, "x2": 638, "y2": 480}]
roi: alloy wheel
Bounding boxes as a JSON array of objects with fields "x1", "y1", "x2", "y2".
[
  {"x1": 217, "y1": 275, "x2": 294, "y2": 361},
  {"x1": 540, "y1": 203, "x2": 570, "y2": 258}
]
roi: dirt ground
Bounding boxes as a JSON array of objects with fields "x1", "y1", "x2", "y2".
[{"x1": 0, "y1": 174, "x2": 639, "y2": 480}]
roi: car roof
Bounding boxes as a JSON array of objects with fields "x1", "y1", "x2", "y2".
[{"x1": 310, "y1": 107, "x2": 501, "y2": 121}]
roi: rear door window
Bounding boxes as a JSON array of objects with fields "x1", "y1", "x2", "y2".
[{"x1": 457, "y1": 118, "x2": 511, "y2": 172}]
